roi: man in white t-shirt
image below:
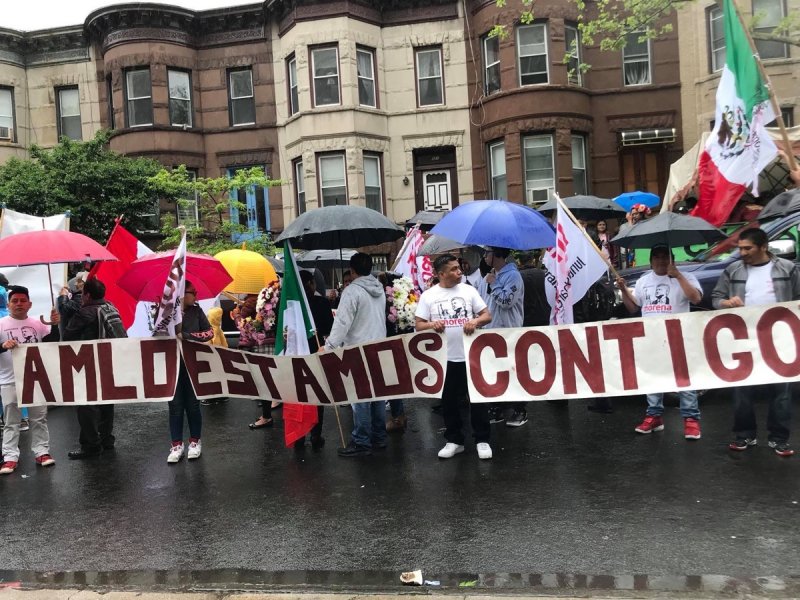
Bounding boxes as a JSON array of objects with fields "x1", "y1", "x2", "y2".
[
  {"x1": 0, "y1": 285, "x2": 60, "y2": 475},
  {"x1": 616, "y1": 244, "x2": 703, "y2": 440},
  {"x1": 416, "y1": 254, "x2": 492, "y2": 459},
  {"x1": 712, "y1": 227, "x2": 800, "y2": 457}
]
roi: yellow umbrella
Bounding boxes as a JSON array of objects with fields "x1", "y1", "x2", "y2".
[{"x1": 214, "y1": 249, "x2": 277, "y2": 295}]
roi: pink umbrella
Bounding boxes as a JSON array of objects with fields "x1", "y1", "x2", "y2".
[
  {"x1": 117, "y1": 251, "x2": 233, "y2": 302},
  {"x1": 0, "y1": 230, "x2": 118, "y2": 267}
]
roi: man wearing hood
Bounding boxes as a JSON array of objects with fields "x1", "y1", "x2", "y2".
[{"x1": 322, "y1": 252, "x2": 388, "y2": 457}]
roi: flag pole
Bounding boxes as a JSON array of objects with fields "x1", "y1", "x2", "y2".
[
  {"x1": 731, "y1": 0, "x2": 797, "y2": 171},
  {"x1": 554, "y1": 194, "x2": 622, "y2": 279}
]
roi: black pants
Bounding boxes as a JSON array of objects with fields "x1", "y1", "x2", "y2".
[
  {"x1": 733, "y1": 383, "x2": 792, "y2": 443},
  {"x1": 77, "y1": 405, "x2": 115, "y2": 451},
  {"x1": 442, "y1": 361, "x2": 490, "y2": 445},
  {"x1": 311, "y1": 406, "x2": 324, "y2": 438}
]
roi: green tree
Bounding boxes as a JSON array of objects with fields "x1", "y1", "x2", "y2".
[
  {"x1": 150, "y1": 165, "x2": 282, "y2": 256},
  {"x1": 0, "y1": 130, "x2": 177, "y2": 242}
]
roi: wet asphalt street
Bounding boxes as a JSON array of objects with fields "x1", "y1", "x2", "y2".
[{"x1": 1, "y1": 390, "x2": 799, "y2": 593}]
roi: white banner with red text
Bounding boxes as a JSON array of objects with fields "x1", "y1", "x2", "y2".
[
  {"x1": 465, "y1": 302, "x2": 800, "y2": 402},
  {"x1": 12, "y1": 331, "x2": 448, "y2": 406}
]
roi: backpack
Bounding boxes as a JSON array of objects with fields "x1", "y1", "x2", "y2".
[{"x1": 97, "y1": 303, "x2": 128, "y2": 339}]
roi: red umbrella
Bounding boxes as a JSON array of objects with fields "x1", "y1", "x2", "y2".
[
  {"x1": 0, "y1": 230, "x2": 118, "y2": 267},
  {"x1": 117, "y1": 251, "x2": 233, "y2": 302}
]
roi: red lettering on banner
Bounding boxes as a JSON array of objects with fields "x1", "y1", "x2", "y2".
[
  {"x1": 181, "y1": 341, "x2": 223, "y2": 397},
  {"x1": 602, "y1": 321, "x2": 645, "y2": 390},
  {"x1": 246, "y1": 354, "x2": 282, "y2": 400},
  {"x1": 515, "y1": 330, "x2": 556, "y2": 395},
  {"x1": 59, "y1": 344, "x2": 97, "y2": 402},
  {"x1": 20, "y1": 347, "x2": 57, "y2": 405},
  {"x1": 703, "y1": 314, "x2": 753, "y2": 382},
  {"x1": 292, "y1": 358, "x2": 331, "y2": 404},
  {"x1": 408, "y1": 332, "x2": 444, "y2": 394},
  {"x1": 216, "y1": 348, "x2": 259, "y2": 396},
  {"x1": 320, "y1": 349, "x2": 370, "y2": 402},
  {"x1": 468, "y1": 333, "x2": 509, "y2": 398},
  {"x1": 558, "y1": 326, "x2": 605, "y2": 394},
  {"x1": 756, "y1": 306, "x2": 800, "y2": 377},
  {"x1": 363, "y1": 339, "x2": 414, "y2": 397},
  {"x1": 141, "y1": 339, "x2": 179, "y2": 398},
  {"x1": 665, "y1": 319, "x2": 691, "y2": 387},
  {"x1": 98, "y1": 342, "x2": 137, "y2": 400}
]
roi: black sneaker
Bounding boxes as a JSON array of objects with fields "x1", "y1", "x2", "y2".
[
  {"x1": 506, "y1": 410, "x2": 528, "y2": 427},
  {"x1": 337, "y1": 442, "x2": 372, "y2": 457},
  {"x1": 488, "y1": 408, "x2": 505, "y2": 424},
  {"x1": 729, "y1": 437, "x2": 757, "y2": 451},
  {"x1": 768, "y1": 441, "x2": 795, "y2": 457}
]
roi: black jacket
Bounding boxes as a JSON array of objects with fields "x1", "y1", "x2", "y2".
[{"x1": 63, "y1": 299, "x2": 106, "y2": 342}]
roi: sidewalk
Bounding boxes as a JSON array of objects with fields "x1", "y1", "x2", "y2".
[{"x1": 0, "y1": 593, "x2": 780, "y2": 600}]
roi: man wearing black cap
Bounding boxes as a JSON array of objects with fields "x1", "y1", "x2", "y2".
[{"x1": 616, "y1": 244, "x2": 703, "y2": 440}]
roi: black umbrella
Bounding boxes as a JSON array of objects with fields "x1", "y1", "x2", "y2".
[
  {"x1": 418, "y1": 234, "x2": 467, "y2": 256},
  {"x1": 757, "y1": 189, "x2": 800, "y2": 221},
  {"x1": 537, "y1": 195, "x2": 627, "y2": 220},
  {"x1": 296, "y1": 248, "x2": 357, "y2": 267},
  {"x1": 405, "y1": 210, "x2": 447, "y2": 231},
  {"x1": 275, "y1": 205, "x2": 404, "y2": 249},
  {"x1": 610, "y1": 212, "x2": 727, "y2": 249}
]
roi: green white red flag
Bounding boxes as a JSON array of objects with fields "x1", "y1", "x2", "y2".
[{"x1": 691, "y1": 0, "x2": 777, "y2": 227}]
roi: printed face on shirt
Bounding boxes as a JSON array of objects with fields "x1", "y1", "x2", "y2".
[{"x1": 8, "y1": 294, "x2": 31, "y2": 320}]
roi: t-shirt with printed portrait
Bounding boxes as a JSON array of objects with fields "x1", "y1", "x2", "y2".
[
  {"x1": 416, "y1": 283, "x2": 487, "y2": 362},
  {"x1": 0, "y1": 316, "x2": 51, "y2": 386},
  {"x1": 633, "y1": 271, "x2": 702, "y2": 318}
]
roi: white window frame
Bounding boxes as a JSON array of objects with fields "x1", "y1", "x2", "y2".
[
  {"x1": 752, "y1": 0, "x2": 788, "y2": 60},
  {"x1": 565, "y1": 25, "x2": 582, "y2": 86},
  {"x1": 415, "y1": 47, "x2": 444, "y2": 107},
  {"x1": 126, "y1": 68, "x2": 153, "y2": 127},
  {"x1": 357, "y1": 47, "x2": 377, "y2": 108},
  {"x1": 709, "y1": 7, "x2": 726, "y2": 72},
  {"x1": 312, "y1": 46, "x2": 341, "y2": 107},
  {"x1": 288, "y1": 56, "x2": 299, "y2": 116},
  {"x1": 622, "y1": 32, "x2": 652, "y2": 86},
  {"x1": 571, "y1": 135, "x2": 588, "y2": 196},
  {"x1": 318, "y1": 153, "x2": 347, "y2": 206},
  {"x1": 56, "y1": 86, "x2": 82, "y2": 141},
  {"x1": 229, "y1": 68, "x2": 256, "y2": 126},
  {"x1": 294, "y1": 159, "x2": 306, "y2": 215},
  {"x1": 517, "y1": 24, "x2": 549, "y2": 86},
  {"x1": 488, "y1": 141, "x2": 507, "y2": 199},
  {"x1": 176, "y1": 168, "x2": 199, "y2": 227},
  {"x1": 363, "y1": 153, "x2": 383, "y2": 213},
  {"x1": 483, "y1": 35, "x2": 501, "y2": 95},
  {"x1": 0, "y1": 87, "x2": 13, "y2": 141},
  {"x1": 167, "y1": 69, "x2": 192, "y2": 127},
  {"x1": 523, "y1": 134, "x2": 555, "y2": 207}
]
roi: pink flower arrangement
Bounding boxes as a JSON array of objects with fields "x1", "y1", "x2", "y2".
[{"x1": 238, "y1": 279, "x2": 281, "y2": 347}]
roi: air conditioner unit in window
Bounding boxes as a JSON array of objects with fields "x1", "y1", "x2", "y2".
[
  {"x1": 527, "y1": 187, "x2": 554, "y2": 208},
  {"x1": 0, "y1": 127, "x2": 12, "y2": 140}
]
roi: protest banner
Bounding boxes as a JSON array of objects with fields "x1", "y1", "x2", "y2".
[
  {"x1": 13, "y1": 331, "x2": 447, "y2": 406},
  {"x1": 465, "y1": 302, "x2": 800, "y2": 402}
]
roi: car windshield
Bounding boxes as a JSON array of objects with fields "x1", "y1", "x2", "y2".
[{"x1": 691, "y1": 221, "x2": 761, "y2": 263}]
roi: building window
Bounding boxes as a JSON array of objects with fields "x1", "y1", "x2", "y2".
[
  {"x1": 523, "y1": 135, "x2": 555, "y2": 206},
  {"x1": 767, "y1": 106, "x2": 795, "y2": 128},
  {"x1": 140, "y1": 200, "x2": 161, "y2": 232},
  {"x1": 709, "y1": 7, "x2": 726, "y2": 72},
  {"x1": 517, "y1": 24, "x2": 548, "y2": 85},
  {"x1": 571, "y1": 135, "x2": 588, "y2": 196},
  {"x1": 106, "y1": 75, "x2": 115, "y2": 130},
  {"x1": 56, "y1": 86, "x2": 81, "y2": 141},
  {"x1": 752, "y1": 0, "x2": 788, "y2": 59},
  {"x1": 488, "y1": 141, "x2": 507, "y2": 199},
  {"x1": 483, "y1": 35, "x2": 501, "y2": 95},
  {"x1": 287, "y1": 55, "x2": 299, "y2": 116},
  {"x1": 623, "y1": 32, "x2": 651, "y2": 86},
  {"x1": 416, "y1": 47, "x2": 444, "y2": 106},
  {"x1": 565, "y1": 25, "x2": 582, "y2": 86},
  {"x1": 357, "y1": 47, "x2": 377, "y2": 108},
  {"x1": 167, "y1": 69, "x2": 192, "y2": 127},
  {"x1": 229, "y1": 68, "x2": 256, "y2": 126},
  {"x1": 318, "y1": 153, "x2": 347, "y2": 206},
  {"x1": 125, "y1": 68, "x2": 153, "y2": 127},
  {"x1": 294, "y1": 159, "x2": 306, "y2": 215},
  {"x1": 176, "y1": 168, "x2": 199, "y2": 227},
  {"x1": 312, "y1": 46, "x2": 340, "y2": 107},
  {"x1": 364, "y1": 154, "x2": 383, "y2": 213},
  {"x1": 228, "y1": 166, "x2": 270, "y2": 234},
  {"x1": 0, "y1": 87, "x2": 13, "y2": 141}
]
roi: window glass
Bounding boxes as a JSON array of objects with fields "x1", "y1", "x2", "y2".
[
  {"x1": 518, "y1": 25, "x2": 548, "y2": 85},
  {"x1": 364, "y1": 155, "x2": 382, "y2": 213},
  {"x1": 313, "y1": 47, "x2": 340, "y2": 106},
  {"x1": 357, "y1": 49, "x2": 376, "y2": 107},
  {"x1": 489, "y1": 142, "x2": 507, "y2": 199},
  {"x1": 623, "y1": 32, "x2": 651, "y2": 86},
  {"x1": 416, "y1": 48, "x2": 443, "y2": 106},
  {"x1": 230, "y1": 69, "x2": 255, "y2": 125},
  {"x1": 523, "y1": 135, "x2": 555, "y2": 206},
  {"x1": 319, "y1": 154, "x2": 347, "y2": 206},
  {"x1": 571, "y1": 135, "x2": 587, "y2": 196},
  {"x1": 168, "y1": 70, "x2": 192, "y2": 127},
  {"x1": 58, "y1": 87, "x2": 82, "y2": 140},
  {"x1": 484, "y1": 36, "x2": 501, "y2": 94},
  {"x1": 126, "y1": 69, "x2": 153, "y2": 126}
]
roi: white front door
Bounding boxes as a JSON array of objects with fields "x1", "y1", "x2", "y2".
[{"x1": 422, "y1": 170, "x2": 451, "y2": 211}]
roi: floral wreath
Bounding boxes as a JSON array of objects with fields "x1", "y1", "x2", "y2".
[
  {"x1": 386, "y1": 276, "x2": 420, "y2": 333},
  {"x1": 238, "y1": 279, "x2": 281, "y2": 347}
]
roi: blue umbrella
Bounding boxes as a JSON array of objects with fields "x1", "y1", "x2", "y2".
[
  {"x1": 430, "y1": 200, "x2": 555, "y2": 250},
  {"x1": 614, "y1": 191, "x2": 661, "y2": 212}
]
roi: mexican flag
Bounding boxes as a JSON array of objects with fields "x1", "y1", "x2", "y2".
[
  {"x1": 691, "y1": 0, "x2": 777, "y2": 227},
  {"x1": 275, "y1": 241, "x2": 319, "y2": 446}
]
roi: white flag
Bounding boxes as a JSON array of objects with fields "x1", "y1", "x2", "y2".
[
  {"x1": 391, "y1": 226, "x2": 430, "y2": 290},
  {"x1": 152, "y1": 229, "x2": 187, "y2": 336},
  {"x1": 543, "y1": 198, "x2": 609, "y2": 325}
]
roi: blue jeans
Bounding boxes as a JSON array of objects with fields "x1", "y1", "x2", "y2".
[
  {"x1": 351, "y1": 401, "x2": 386, "y2": 448},
  {"x1": 169, "y1": 362, "x2": 202, "y2": 442},
  {"x1": 646, "y1": 390, "x2": 699, "y2": 419},
  {"x1": 733, "y1": 383, "x2": 791, "y2": 443}
]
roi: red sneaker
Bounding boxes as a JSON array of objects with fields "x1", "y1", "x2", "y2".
[
  {"x1": 684, "y1": 418, "x2": 702, "y2": 440},
  {"x1": 0, "y1": 461, "x2": 18, "y2": 475},
  {"x1": 35, "y1": 454, "x2": 55, "y2": 467},
  {"x1": 635, "y1": 415, "x2": 664, "y2": 434}
]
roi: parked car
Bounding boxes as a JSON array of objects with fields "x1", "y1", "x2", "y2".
[{"x1": 614, "y1": 211, "x2": 800, "y2": 315}]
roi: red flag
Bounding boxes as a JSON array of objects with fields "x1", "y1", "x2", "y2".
[
  {"x1": 283, "y1": 404, "x2": 319, "y2": 447},
  {"x1": 89, "y1": 220, "x2": 152, "y2": 329}
]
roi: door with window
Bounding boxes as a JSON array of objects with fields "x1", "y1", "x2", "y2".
[
  {"x1": 228, "y1": 166, "x2": 270, "y2": 241},
  {"x1": 413, "y1": 147, "x2": 457, "y2": 212},
  {"x1": 620, "y1": 148, "x2": 663, "y2": 196},
  {"x1": 421, "y1": 170, "x2": 451, "y2": 212}
]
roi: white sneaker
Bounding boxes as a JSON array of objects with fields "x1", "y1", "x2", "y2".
[
  {"x1": 187, "y1": 440, "x2": 202, "y2": 460},
  {"x1": 477, "y1": 442, "x2": 493, "y2": 460},
  {"x1": 437, "y1": 443, "x2": 465, "y2": 459},
  {"x1": 167, "y1": 443, "x2": 184, "y2": 463}
]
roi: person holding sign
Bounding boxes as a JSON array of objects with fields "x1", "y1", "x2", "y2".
[{"x1": 616, "y1": 244, "x2": 703, "y2": 440}]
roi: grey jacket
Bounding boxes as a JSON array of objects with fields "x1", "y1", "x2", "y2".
[
  {"x1": 711, "y1": 255, "x2": 800, "y2": 308},
  {"x1": 324, "y1": 275, "x2": 387, "y2": 349}
]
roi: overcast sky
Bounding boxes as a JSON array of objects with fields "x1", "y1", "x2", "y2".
[{"x1": 6, "y1": 1, "x2": 248, "y2": 31}]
